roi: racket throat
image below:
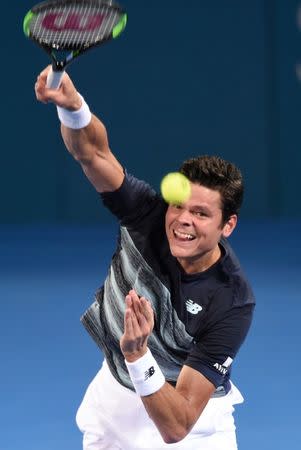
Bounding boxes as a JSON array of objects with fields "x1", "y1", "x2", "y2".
[
  {"x1": 50, "y1": 50, "x2": 77, "y2": 71},
  {"x1": 51, "y1": 61, "x2": 64, "y2": 72}
]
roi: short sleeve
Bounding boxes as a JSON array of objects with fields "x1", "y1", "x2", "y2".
[
  {"x1": 185, "y1": 290, "x2": 254, "y2": 387},
  {"x1": 100, "y1": 172, "x2": 160, "y2": 225}
]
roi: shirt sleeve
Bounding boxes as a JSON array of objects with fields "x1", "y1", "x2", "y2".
[
  {"x1": 184, "y1": 288, "x2": 255, "y2": 388},
  {"x1": 100, "y1": 172, "x2": 160, "y2": 225}
]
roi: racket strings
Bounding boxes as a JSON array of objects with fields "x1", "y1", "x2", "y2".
[{"x1": 29, "y1": 3, "x2": 121, "y2": 49}]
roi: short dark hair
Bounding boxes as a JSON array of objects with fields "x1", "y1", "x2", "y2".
[{"x1": 179, "y1": 155, "x2": 244, "y2": 223}]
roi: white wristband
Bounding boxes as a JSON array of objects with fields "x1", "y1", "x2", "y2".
[
  {"x1": 56, "y1": 94, "x2": 92, "y2": 129},
  {"x1": 125, "y1": 348, "x2": 165, "y2": 396}
]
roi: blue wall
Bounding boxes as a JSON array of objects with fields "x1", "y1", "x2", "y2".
[{"x1": 2, "y1": 1, "x2": 301, "y2": 223}]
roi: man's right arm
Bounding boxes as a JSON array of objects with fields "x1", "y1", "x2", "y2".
[{"x1": 35, "y1": 66, "x2": 124, "y2": 193}]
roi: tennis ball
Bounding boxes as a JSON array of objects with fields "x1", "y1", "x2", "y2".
[{"x1": 160, "y1": 172, "x2": 191, "y2": 205}]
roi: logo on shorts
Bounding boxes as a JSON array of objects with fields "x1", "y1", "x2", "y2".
[
  {"x1": 144, "y1": 366, "x2": 155, "y2": 380},
  {"x1": 186, "y1": 299, "x2": 203, "y2": 315}
]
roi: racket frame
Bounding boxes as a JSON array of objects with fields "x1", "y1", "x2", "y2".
[{"x1": 23, "y1": 0, "x2": 127, "y2": 86}]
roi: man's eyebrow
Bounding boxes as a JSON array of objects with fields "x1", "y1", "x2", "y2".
[
  {"x1": 190, "y1": 204, "x2": 212, "y2": 211},
  {"x1": 189, "y1": 203, "x2": 222, "y2": 214}
]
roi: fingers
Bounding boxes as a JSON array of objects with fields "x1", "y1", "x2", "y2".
[
  {"x1": 128, "y1": 290, "x2": 144, "y2": 326},
  {"x1": 127, "y1": 290, "x2": 154, "y2": 328},
  {"x1": 35, "y1": 72, "x2": 59, "y2": 104},
  {"x1": 125, "y1": 293, "x2": 147, "y2": 336},
  {"x1": 35, "y1": 65, "x2": 52, "y2": 92},
  {"x1": 34, "y1": 69, "x2": 49, "y2": 104},
  {"x1": 123, "y1": 303, "x2": 134, "y2": 337},
  {"x1": 140, "y1": 296, "x2": 154, "y2": 323},
  {"x1": 34, "y1": 66, "x2": 80, "y2": 109},
  {"x1": 38, "y1": 65, "x2": 52, "y2": 82},
  {"x1": 122, "y1": 290, "x2": 154, "y2": 352},
  {"x1": 122, "y1": 294, "x2": 147, "y2": 353}
]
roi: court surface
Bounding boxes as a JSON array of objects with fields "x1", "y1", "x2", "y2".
[{"x1": 0, "y1": 219, "x2": 299, "y2": 450}]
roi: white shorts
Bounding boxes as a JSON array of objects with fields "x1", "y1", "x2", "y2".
[{"x1": 76, "y1": 360, "x2": 244, "y2": 450}]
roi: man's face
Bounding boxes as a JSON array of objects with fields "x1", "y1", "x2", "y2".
[{"x1": 165, "y1": 183, "x2": 237, "y2": 273}]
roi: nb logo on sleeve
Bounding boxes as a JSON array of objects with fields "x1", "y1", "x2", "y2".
[{"x1": 144, "y1": 366, "x2": 155, "y2": 380}]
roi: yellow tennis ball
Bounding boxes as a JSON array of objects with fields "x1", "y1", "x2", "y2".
[{"x1": 160, "y1": 172, "x2": 191, "y2": 205}]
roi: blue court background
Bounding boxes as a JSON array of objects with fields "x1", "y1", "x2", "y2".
[{"x1": 1, "y1": 1, "x2": 300, "y2": 449}]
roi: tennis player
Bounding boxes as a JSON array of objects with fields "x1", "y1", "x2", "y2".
[{"x1": 35, "y1": 66, "x2": 255, "y2": 450}]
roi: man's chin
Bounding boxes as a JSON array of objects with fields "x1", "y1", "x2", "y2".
[{"x1": 169, "y1": 244, "x2": 194, "y2": 258}]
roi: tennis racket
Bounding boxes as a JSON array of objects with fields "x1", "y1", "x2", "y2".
[{"x1": 23, "y1": 0, "x2": 127, "y2": 89}]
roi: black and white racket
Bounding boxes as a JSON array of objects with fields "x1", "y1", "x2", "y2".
[{"x1": 23, "y1": 0, "x2": 127, "y2": 88}]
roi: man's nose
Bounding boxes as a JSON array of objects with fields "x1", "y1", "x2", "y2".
[{"x1": 176, "y1": 208, "x2": 192, "y2": 225}]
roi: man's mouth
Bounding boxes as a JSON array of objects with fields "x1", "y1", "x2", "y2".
[{"x1": 173, "y1": 229, "x2": 196, "y2": 241}]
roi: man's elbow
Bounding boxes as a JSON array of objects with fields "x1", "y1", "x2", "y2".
[{"x1": 161, "y1": 426, "x2": 190, "y2": 444}]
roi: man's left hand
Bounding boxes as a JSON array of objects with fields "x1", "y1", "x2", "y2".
[{"x1": 120, "y1": 290, "x2": 154, "y2": 362}]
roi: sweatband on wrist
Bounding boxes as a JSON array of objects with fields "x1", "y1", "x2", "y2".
[
  {"x1": 125, "y1": 348, "x2": 165, "y2": 396},
  {"x1": 56, "y1": 94, "x2": 92, "y2": 129}
]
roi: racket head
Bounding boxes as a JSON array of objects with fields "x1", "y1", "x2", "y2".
[{"x1": 23, "y1": 0, "x2": 127, "y2": 62}]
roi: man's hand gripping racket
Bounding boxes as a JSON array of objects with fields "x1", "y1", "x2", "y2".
[{"x1": 23, "y1": 0, "x2": 127, "y2": 89}]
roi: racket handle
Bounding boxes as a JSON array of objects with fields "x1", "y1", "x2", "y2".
[{"x1": 46, "y1": 68, "x2": 65, "y2": 89}]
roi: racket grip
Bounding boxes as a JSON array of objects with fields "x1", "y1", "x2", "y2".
[{"x1": 46, "y1": 68, "x2": 65, "y2": 89}]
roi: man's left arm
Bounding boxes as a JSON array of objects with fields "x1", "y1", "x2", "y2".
[{"x1": 120, "y1": 290, "x2": 216, "y2": 444}]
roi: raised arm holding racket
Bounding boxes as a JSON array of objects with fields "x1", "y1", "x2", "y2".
[{"x1": 29, "y1": 2, "x2": 255, "y2": 449}]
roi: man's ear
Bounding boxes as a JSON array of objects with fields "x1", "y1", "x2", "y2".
[{"x1": 222, "y1": 215, "x2": 237, "y2": 238}]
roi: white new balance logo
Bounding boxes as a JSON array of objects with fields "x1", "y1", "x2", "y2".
[{"x1": 186, "y1": 299, "x2": 203, "y2": 315}]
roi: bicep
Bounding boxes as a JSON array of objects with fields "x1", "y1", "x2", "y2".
[{"x1": 81, "y1": 150, "x2": 124, "y2": 193}]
